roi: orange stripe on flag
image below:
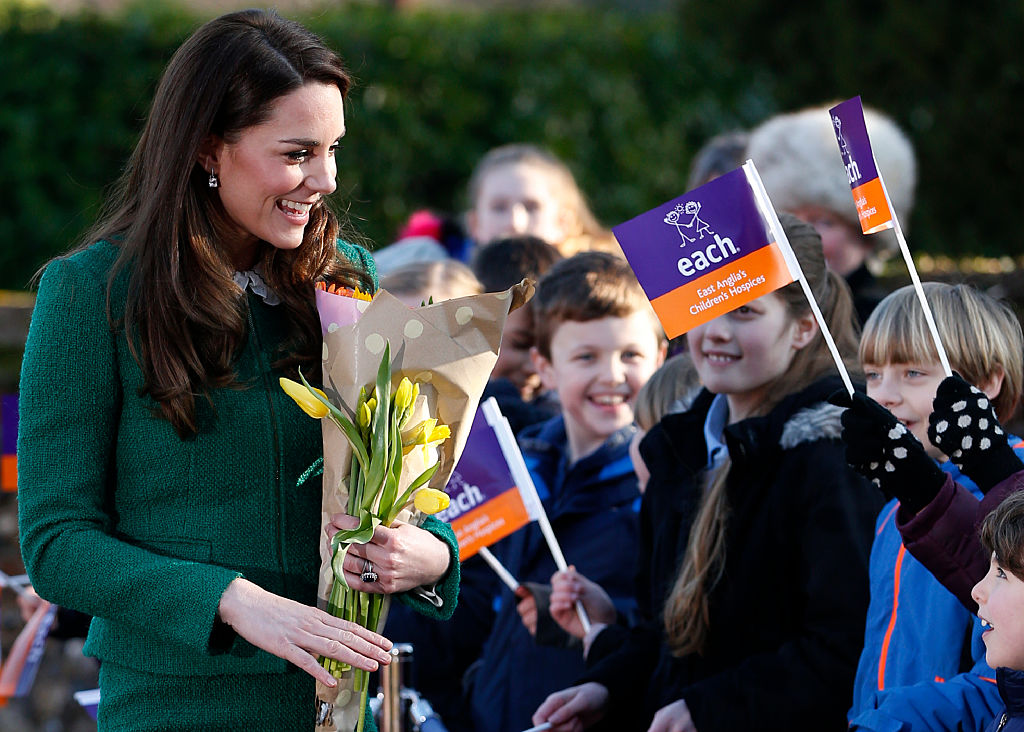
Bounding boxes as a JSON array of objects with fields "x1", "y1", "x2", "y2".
[
  {"x1": 851, "y1": 177, "x2": 894, "y2": 234},
  {"x1": 1, "y1": 455, "x2": 15, "y2": 493},
  {"x1": 451, "y1": 488, "x2": 531, "y2": 560},
  {"x1": 650, "y1": 244, "x2": 794, "y2": 338}
]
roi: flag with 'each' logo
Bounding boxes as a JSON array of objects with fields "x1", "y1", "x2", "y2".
[
  {"x1": 829, "y1": 96, "x2": 897, "y2": 235},
  {"x1": 437, "y1": 398, "x2": 536, "y2": 560},
  {"x1": 612, "y1": 166, "x2": 796, "y2": 339}
]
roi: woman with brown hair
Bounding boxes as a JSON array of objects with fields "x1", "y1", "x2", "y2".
[
  {"x1": 534, "y1": 215, "x2": 883, "y2": 731},
  {"x1": 17, "y1": 10, "x2": 457, "y2": 729}
]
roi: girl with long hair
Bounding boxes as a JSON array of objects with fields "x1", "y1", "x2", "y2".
[{"x1": 535, "y1": 215, "x2": 882, "y2": 731}]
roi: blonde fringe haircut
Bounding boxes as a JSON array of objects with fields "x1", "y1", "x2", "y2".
[
  {"x1": 380, "y1": 259, "x2": 483, "y2": 304},
  {"x1": 466, "y1": 144, "x2": 622, "y2": 258},
  {"x1": 858, "y1": 282, "x2": 1023, "y2": 422},
  {"x1": 663, "y1": 214, "x2": 861, "y2": 657},
  {"x1": 633, "y1": 353, "x2": 701, "y2": 432}
]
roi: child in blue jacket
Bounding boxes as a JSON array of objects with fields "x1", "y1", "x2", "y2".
[{"x1": 839, "y1": 283, "x2": 1024, "y2": 731}]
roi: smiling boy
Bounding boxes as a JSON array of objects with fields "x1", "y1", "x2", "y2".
[
  {"x1": 972, "y1": 490, "x2": 1024, "y2": 730},
  {"x1": 466, "y1": 251, "x2": 665, "y2": 732}
]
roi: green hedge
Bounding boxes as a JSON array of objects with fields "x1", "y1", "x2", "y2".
[{"x1": 1, "y1": 1, "x2": 1021, "y2": 291}]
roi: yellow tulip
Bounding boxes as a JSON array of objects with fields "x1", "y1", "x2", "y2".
[
  {"x1": 357, "y1": 401, "x2": 372, "y2": 430},
  {"x1": 399, "y1": 382, "x2": 420, "y2": 429},
  {"x1": 414, "y1": 488, "x2": 450, "y2": 514},
  {"x1": 429, "y1": 424, "x2": 451, "y2": 442},
  {"x1": 279, "y1": 378, "x2": 329, "y2": 419},
  {"x1": 394, "y1": 377, "x2": 414, "y2": 414},
  {"x1": 402, "y1": 418, "x2": 451, "y2": 455}
]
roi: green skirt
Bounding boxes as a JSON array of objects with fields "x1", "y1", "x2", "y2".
[{"x1": 97, "y1": 662, "x2": 377, "y2": 732}]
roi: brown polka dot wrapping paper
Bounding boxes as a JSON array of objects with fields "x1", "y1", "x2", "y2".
[{"x1": 313, "y1": 281, "x2": 532, "y2": 731}]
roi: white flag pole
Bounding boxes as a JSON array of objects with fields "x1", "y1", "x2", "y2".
[
  {"x1": 481, "y1": 398, "x2": 592, "y2": 634},
  {"x1": 0, "y1": 570, "x2": 30, "y2": 599},
  {"x1": 743, "y1": 160, "x2": 855, "y2": 397},
  {"x1": 478, "y1": 546, "x2": 520, "y2": 593},
  {"x1": 876, "y1": 175, "x2": 953, "y2": 377}
]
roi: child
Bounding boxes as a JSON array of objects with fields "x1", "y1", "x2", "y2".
[
  {"x1": 970, "y1": 490, "x2": 1024, "y2": 731},
  {"x1": 465, "y1": 144, "x2": 622, "y2": 258},
  {"x1": 546, "y1": 352, "x2": 701, "y2": 652},
  {"x1": 839, "y1": 283, "x2": 1024, "y2": 731},
  {"x1": 748, "y1": 104, "x2": 916, "y2": 324},
  {"x1": 379, "y1": 258, "x2": 483, "y2": 307},
  {"x1": 465, "y1": 251, "x2": 665, "y2": 732},
  {"x1": 373, "y1": 209, "x2": 473, "y2": 276},
  {"x1": 534, "y1": 215, "x2": 882, "y2": 731},
  {"x1": 629, "y1": 352, "x2": 701, "y2": 493},
  {"x1": 472, "y1": 234, "x2": 563, "y2": 410}
]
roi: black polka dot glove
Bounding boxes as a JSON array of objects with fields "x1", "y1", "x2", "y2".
[
  {"x1": 832, "y1": 391, "x2": 947, "y2": 512},
  {"x1": 928, "y1": 374, "x2": 1022, "y2": 493}
]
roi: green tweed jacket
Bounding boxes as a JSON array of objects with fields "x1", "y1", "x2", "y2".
[{"x1": 17, "y1": 240, "x2": 459, "y2": 678}]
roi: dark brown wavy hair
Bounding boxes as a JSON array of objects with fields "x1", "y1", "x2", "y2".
[{"x1": 69, "y1": 10, "x2": 373, "y2": 437}]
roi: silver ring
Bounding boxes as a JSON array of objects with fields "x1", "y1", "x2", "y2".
[{"x1": 360, "y1": 558, "x2": 379, "y2": 584}]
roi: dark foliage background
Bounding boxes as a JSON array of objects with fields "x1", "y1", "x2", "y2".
[{"x1": 1, "y1": 0, "x2": 1022, "y2": 291}]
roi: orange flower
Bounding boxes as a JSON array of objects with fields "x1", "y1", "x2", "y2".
[{"x1": 315, "y1": 281, "x2": 373, "y2": 301}]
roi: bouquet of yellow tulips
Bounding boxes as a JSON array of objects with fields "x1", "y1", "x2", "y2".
[
  {"x1": 283, "y1": 282, "x2": 532, "y2": 732},
  {"x1": 281, "y1": 342, "x2": 452, "y2": 732}
]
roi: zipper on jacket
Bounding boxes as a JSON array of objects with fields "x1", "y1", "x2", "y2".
[{"x1": 997, "y1": 713, "x2": 1008, "y2": 731}]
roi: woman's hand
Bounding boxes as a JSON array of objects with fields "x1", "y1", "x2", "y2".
[
  {"x1": 533, "y1": 682, "x2": 609, "y2": 732},
  {"x1": 217, "y1": 578, "x2": 393, "y2": 687},
  {"x1": 648, "y1": 700, "x2": 697, "y2": 732},
  {"x1": 550, "y1": 567, "x2": 616, "y2": 639},
  {"x1": 328, "y1": 514, "x2": 451, "y2": 595}
]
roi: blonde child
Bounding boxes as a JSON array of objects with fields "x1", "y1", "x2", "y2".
[
  {"x1": 379, "y1": 258, "x2": 482, "y2": 307},
  {"x1": 535, "y1": 215, "x2": 881, "y2": 731},
  {"x1": 465, "y1": 144, "x2": 621, "y2": 257},
  {"x1": 839, "y1": 283, "x2": 1024, "y2": 731}
]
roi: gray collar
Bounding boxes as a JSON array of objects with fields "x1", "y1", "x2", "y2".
[{"x1": 232, "y1": 268, "x2": 280, "y2": 306}]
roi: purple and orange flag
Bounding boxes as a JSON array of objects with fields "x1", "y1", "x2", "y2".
[
  {"x1": 437, "y1": 399, "x2": 534, "y2": 560},
  {"x1": 612, "y1": 166, "x2": 796, "y2": 339},
  {"x1": 1, "y1": 395, "x2": 17, "y2": 492},
  {"x1": 829, "y1": 96, "x2": 897, "y2": 234}
]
